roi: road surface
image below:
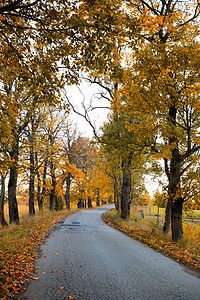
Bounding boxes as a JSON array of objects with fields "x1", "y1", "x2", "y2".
[{"x1": 20, "y1": 206, "x2": 200, "y2": 300}]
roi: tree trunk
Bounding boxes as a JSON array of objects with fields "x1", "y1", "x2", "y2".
[
  {"x1": 163, "y1": 105, "x2": 183, "y2": 241},
  {"x1": 29, "y1": 130, "x2": 35, "y2": 216},
  {"x1": 121, "y1": 159, "x2": 131, "y2": 219},
  {"x1": 36, "y1": 179, "x2": 41, "y2": 211},
  {"x1": 65, "y1": 172, "x2": 71, "y2": 210},
  {"x1": 40, "y1": 156, "x2": 48, "y2": 210},
  {"x1": 114, "y1": 178, "x2": 120, "y2": 212},
  {"x1": 8, "y1": 137, "x2": 19, "y2": 224},
  {"x1": 55, "y1": 195, "x2": 63, "y2": 211},
  {"x1": 96, "y1": 189, "x2": 100, "y2": 206},
  {"x1": 0, "y1": 174, "x2": 8, "y2": 227},
  {"x1": 171, "y1": 198, "x2": 183, "y2": 242},
  {"x1": 163, "y1": 197, "x2": 171, "y2": 233},
  {"x1": 88, "y1": 196, "x2": 92, "y2": 208},
  {"x1": 35, "y1": 152, "x2": 42, "y2": 211},
  {"x1": 49, "y1": 162, "x2": 56, "y2": 211}
]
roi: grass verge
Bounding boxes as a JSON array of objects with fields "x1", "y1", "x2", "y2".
[
  {"x1": 0, "y1": 209, "x2": 74, "y2": 299},
  {"x1": 102, "y1": 210, "x2": 200, "y2": 272}
]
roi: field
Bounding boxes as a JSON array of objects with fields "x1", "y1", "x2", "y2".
[
  {"x1": 132, "y1": 205, "x2": 200, "y2": 222},
  {"x1": 3, "y1": 199, "x2": 78, "y2": 224}
]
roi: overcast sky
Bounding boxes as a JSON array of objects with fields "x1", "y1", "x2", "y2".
[{"x1": 65, "y1": 80, "x2": 111, "y2": 138}]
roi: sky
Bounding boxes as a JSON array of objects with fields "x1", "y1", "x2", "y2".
[{"x1": 64, "y1": 80, "x2": 111, "y2": 138}]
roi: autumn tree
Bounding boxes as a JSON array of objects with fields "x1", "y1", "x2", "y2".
[
  {"x1": 69, "y1": 137, "x2": 98, "y2": 208},
  {"x1": 154, "y1": 191, "x2": 167, "y2": 209},
  {"x1": 101, "y1": 110, "x2": 148, "y2": 218},
  {"x1": 0, "y1": 171, "x2": 8, "y2": 227},
  {"x1": 2, "y1": 83, "x2": 39, "y2": 223},
  {"x1": 117, "y1": 0, "x2": 200, "y2": 240},
  {"x1": 42, "y1": 107, "x2": 67, "y2": 211},
  {"x1": 84, "y1": 151, "x2": 114, "y2": 207},
  {"x1": 60, "y1": 122, "x2": 85, "y2": 210},
  {"x1": 98, "y1": 147, "x2": 122, "y2": 211}
]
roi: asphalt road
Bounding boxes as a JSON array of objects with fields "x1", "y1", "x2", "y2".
[{"x1": 20, "y1": 206, "x2": 200, "y2": 300}]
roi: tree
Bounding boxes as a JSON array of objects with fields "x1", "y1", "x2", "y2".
[
  {"x1": 154, "y1": 191, "x2": 167, "y2": 209},
  {"x1": 61, "y1": 122, "x2": 83, "y2": 210},
  {"x1": 85, "y1": 158, "x2": 114, "y2": 207},
  {"x1": 98, "y1": 147, "x2": 122, "y2": 211},
  {"x1": 0, "y1": 171, "x2": 8, "y2": 227},
  {"x1": 101, "y1": 110, "x2": 148, "y2": 218},
  {"x1": 116, "y1": 0, "x2": 200, "y2": 240},
  {"x1": 5, "y1": 87, "x2": 37, "y2": 223}
]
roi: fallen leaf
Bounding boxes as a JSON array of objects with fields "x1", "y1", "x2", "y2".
[
  {"x1": 178, "y1": 284, "x2": 184, "y2": 286},
  {"x1": 59, "y1": 287, "x2": 64, "y2": 289},
  {"x1": 78, "y1": 265, "x2": 82, "y2": 268},
  {"x1": 42, "y1": 272, "x2": 46, "y2": 274},
  {"x1": 69, "y1": 296, "x2": 76, "y2": 299},
  {"x1": 32, "y1": 277, "x2": 39, "y2": 280}
]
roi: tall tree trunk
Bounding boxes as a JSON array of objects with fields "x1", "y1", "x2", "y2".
[
  {"x1": 96, "y1": 188, "x2": 100, "y2": 206},
  {"x1": 8, "y1": 136, "x2": 19, "y2": 224},
  {"x1": 163, "y1": 196, "x2": 171, "y2": 233},
  {"x1": 163, "y1": 105, "x2": 182, "y2": 241},
  {"x1": 88, "y1": 196, "x2": 92, "y2": 208},
  {"x1": 0, "y1": 173, "x2": 8, "y2": 227},
  {"x1": 55, "y1": 196, "x2": 63, "y2": 211},
  {"x1": 121, "y1": 159, "x2": 131, "y2": 219},
  {"x1": 171, "y1": 197, "x2": 183, "y2": 241},
  {"x1": 65, "y1": 172, "x2": 71, "y2": 210},
  {"x1": 49, "y1": 161, "x2": 56, "y2": 211},
  {"x1": 29, "y1": 128, "x2": 35, "y2": 216},
  {"x1": 35, "y1": 152, "x2": 42, "y2": 211},
  {"x1": 41, "y1": 156, "x2": 48, "y2": 210},
  {"x1": 114, "y1": 178, "x2": 120, "y2": 212},
  {"x1": 36, "y1": 178, "x2": 41, "y2": 211}
]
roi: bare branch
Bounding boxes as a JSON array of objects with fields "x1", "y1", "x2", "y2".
[
  {"x1": 62, "y1": 88, "x2": 100, "y2": 141},
  {"x1": 0, "y1": 0, "x2": 41, "y2": 14}
]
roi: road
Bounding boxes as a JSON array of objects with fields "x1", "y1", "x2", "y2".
[{"x1": 20, "y1": 206, "x2": 200, "y2": 300}]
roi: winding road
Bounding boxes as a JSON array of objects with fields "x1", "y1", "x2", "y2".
[{"x1": 20, "y1": 206, "x2": 200, "y2": 300}]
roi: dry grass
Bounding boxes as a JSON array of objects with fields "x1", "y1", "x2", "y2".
[
  {"x1": 103, "y1": 209, "x2": 200, "y2": 271},
  {"x1": 0, "y1": 205, "x2": 75, "y2": 299},
  {"x1": 3, "y1": 201, "x2": 37, "y2": 223}
]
